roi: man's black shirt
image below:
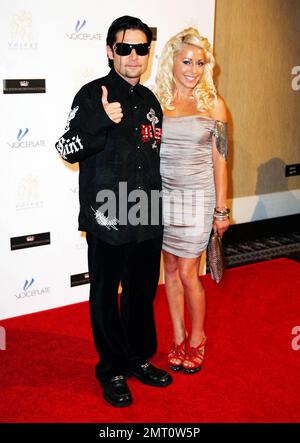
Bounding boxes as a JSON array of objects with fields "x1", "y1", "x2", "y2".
[{"x1": 55, "y1": 68, "x2": 163, "y2": 245}]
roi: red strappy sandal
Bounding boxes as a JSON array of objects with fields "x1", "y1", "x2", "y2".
[
  {"x1": 183, "y1": 336, "x2": 207, "y2": 374},
  {"x1": 167, "y1": 338, "x2": 187, "y2": 371}
]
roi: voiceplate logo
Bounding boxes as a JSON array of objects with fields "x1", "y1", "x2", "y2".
[
  {"x1": 8, "y1": 129, "x2": 46, "y2": 149},
  {"x1": 66, "y1": 19, "x2": 102, "y2": 40},
  {"x1": 14, "y1": 278, "x2": 50, "y2": 299},
  {"x1": 23, "y1": 278, "x2": 35, "y2": 291},
  {"x1": 17, "y1": 128, "x2": 29, "y2": 141},
  {"x1": 75, "y1": 19, "x2": 86, "y2": 33}
]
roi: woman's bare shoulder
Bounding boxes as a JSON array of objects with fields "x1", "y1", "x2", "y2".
[{"x1": 210, "y1": 95, "x2": 228, "y2": 122}]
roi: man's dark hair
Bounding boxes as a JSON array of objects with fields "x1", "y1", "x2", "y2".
[{"x1": 106, "y1": 15, "x2": 152, "y2": 68}]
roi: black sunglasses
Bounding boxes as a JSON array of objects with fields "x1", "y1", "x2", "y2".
[{"x1": 113, "y1": 43, "x2": 150, "y2": 56}]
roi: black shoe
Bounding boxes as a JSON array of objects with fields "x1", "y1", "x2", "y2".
[
  {"x1": 100, "y1": 375, "x2": 132, "y2": 407},
  {"x1": 131, "y1": 361, "x2": 173, "y2": 387}
]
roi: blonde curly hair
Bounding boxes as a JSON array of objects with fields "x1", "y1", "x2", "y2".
[{"x1": 155, "y1": 27, "x2": 217, "y2": 112}]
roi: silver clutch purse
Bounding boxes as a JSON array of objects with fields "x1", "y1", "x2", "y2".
[{"x1": 207, "y1": 232, "x2": 225, "y2": 284}]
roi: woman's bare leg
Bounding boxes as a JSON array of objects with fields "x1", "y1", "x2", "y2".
[
  {"x1": 178, "y1": 256, "x2": 206, "y2": 347},
  {"x1": 163, "y1": 250, "x2": 186, "y2": 344}
]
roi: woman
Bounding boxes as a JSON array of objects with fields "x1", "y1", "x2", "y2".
[{"x1": 155, "y1": 28, "x2": 230, "y2": 374}]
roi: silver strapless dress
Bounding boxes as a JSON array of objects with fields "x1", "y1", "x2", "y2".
[{"x1": 160, "y1": 115, "x2": 228, "y2": 258}]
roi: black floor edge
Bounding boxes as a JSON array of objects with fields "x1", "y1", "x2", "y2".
[{"x1": 206, "y1": 213, "x2": 300, "y2": 270}]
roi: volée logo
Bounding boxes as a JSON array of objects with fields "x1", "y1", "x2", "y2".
[
  {"x1": 8, "y1": 129, "x2": 46, "y2": 149},
  {"x1": 14, "y1": 279, "x2": 50, "y2": 299},
  {"x1": 8, "y1": 11, "x2": 38, "y2": 50},
  {"x1": 77, "y1": 68, "x2": 97, "y2": 88},
  {"x1": 75, "y1": 19, "x2": 86, "y2": 32},
  {"x1": 16, "y1": 175, "x2": 43, "y2": 211},
  {"x1": 69, "y1": 186, "x2": 79, "y2": 194},
  {"x1": 66, "y1": 19, "x2": 101, "y2": 41}
]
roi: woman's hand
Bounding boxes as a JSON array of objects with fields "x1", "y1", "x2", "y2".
[{"x1": 213, "y1": 218, "x2": 230, "y2": 238}]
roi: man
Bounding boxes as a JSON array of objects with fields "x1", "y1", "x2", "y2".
[{"x1": 55, "y1": 16, "x2": 172, "y2": 407}]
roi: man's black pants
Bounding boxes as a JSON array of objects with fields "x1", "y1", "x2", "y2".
[{"x1": 86, "y1": 232, "x2": 162, "y2": 381}]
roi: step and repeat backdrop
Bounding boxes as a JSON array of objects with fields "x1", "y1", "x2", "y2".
[{"x1": 0, "y1": 0, "x2": 215, "y2": 320}]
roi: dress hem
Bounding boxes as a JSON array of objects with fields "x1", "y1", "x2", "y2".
[{"x1": 162, "y1": 245, "x2": 205, "y2": 259}]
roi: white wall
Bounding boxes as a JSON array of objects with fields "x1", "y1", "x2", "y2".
[
  {"x1": 229, "y1": 190, "x2": 300, "y2": 224},
  {"x1": 0, "y1": 0, "x2": 216, "y2": 320}
]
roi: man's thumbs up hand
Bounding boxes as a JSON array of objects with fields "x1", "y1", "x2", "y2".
[{"x1": 101, "y1": 86, "x2": 123, "y2": 124}]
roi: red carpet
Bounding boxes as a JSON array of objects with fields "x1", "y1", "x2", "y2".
[{"x1": 0, "y1": 258, "x2": 300, "y2": 423}]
